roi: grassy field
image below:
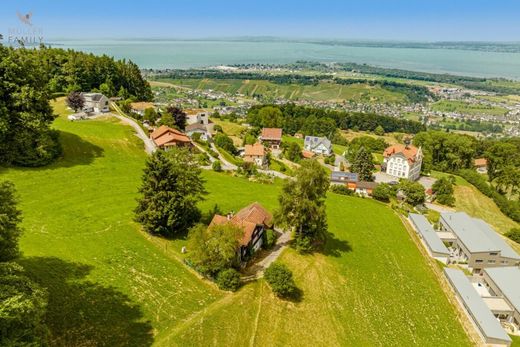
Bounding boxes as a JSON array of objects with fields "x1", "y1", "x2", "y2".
[
  {"x1": 155, "y1": 78, "x2": 408, "y2": 104},
  {"x1": 431, "y1": 100, "x2": 509, "y2": 116},
  {"x1": 431, "y1": 171, "x2": 519, "y2": 253},
  {"x1": 0, "y1": 99, "x2": 471, "y2": 346}
]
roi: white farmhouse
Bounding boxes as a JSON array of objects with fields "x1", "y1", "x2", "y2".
[
  {"x1": 383, "y1": 144, "x2": 422, "y2": 181},
  {"x1": 80, "y1": 93, "x2": 109, "y2": 114},
  {"x1": 304, "y1": 136, "x2": 332, "y2": 156}
]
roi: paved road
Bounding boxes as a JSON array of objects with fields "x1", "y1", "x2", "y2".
[
  {"x1": 110, "y1": 102, "x2": 156, "y2": 154},
  {"x1": 210, "y1": 143, "x2": 238, "y2": 171}
]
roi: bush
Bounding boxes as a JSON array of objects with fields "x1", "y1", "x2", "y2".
[
  {"x1": 505, "y1": 228, "x2": 520, "y2": 244},
  {"x1": 212, "y1": 160, "x2": 222, "y2": 172},
  {"x1": 372, "y1": 183, "x2": 395, "y2": 202},
  {"x1": 216, "y1": 268, "x2": 241, "y2": 292},
  {"x1": 264, "y1": 263, "x2": 297, "y2": 298},
  {"x1": 329, "y1": 185, "x2": 354, "y2": 196},
  {"x1": 198, "y1": 152, "x2": 210, "y2": 166},
  {"x1": 214, "y1": 133, "x2": 236, "y2": 154},
  {"x1": 324, "y1": 155, "x2": 336, "y2": 165},
  {"x1": 262, "y1": 229, "x2": 278, "y2": 249}
]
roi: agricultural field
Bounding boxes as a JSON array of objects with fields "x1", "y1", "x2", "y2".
[
  {"x1": 0, "y1": 99, "x2": 472, "y2": 346},
  {"x1": 154, "y1": 78, "x2": 408, "y2": 104},
  {"x1": 431, "y1": 100, "x2": 509, "y2": 116}
]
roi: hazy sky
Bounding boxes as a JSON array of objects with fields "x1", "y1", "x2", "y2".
[{"x1": 2, "y1": 0, "x2": 520, "y2": 41}]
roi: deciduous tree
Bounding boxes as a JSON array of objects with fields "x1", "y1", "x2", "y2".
[
  {"x1": 275, "y1": 159, "x2": 329, "y2": 251},
  {"x1": 66, "y1": 91, "x2": 85, "y2": 112}
]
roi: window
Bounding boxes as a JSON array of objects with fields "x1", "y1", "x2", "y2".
[
  {"x1": 488, "y1": 260, "x2": 496, "y2": 264},
  {"x1": 501, "y1": 260, "x2": 508, "y2": 265},
  {"x1": 475, "y1": 259, "x2": 483, "y2": 263},
  {"x1": 490, "y1": 252, "x2": 498, "y2": 256}
]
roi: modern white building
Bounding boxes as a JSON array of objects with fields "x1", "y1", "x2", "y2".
[
  {"x1": 383, "y1": 144, "x2": 422, "y2": 181},
  {"x1": 439, "y1": 212, "x2": 520, "y2": 274}
]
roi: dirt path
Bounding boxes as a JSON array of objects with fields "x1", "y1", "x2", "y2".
[{"x1": 243, "y1": 228, "x2": 292, "y2": 280}]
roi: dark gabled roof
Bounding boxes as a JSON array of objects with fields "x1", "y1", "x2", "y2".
[{"x1": 330, "y1": 171, "x2": 359, "y2": 183}]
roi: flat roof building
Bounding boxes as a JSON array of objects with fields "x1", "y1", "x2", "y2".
[
  {"x1": 444, "y1": 268, "x2": 512, "y2": 346},
  {"x1": 409, "y1": 213, "x2": 449, "y2": 262},
  {"x1": 440, "y1": 212, "x2": 520, "y2": 274},
  {"x1": 483, "y1": 267, "x2": 520, "y2": 332}
]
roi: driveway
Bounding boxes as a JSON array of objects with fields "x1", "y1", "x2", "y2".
[{"x1": 110, "y1": 102, "x2": 156, "y2": 154}]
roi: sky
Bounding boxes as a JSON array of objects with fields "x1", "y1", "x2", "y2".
[{"x1": 1, "y1": 0, "x2": 520, "y2": 41}]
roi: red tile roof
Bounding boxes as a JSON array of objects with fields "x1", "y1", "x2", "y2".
[
  {"x1": 383, "y1": 144, "x2": 419, "y2": 163},
  {"x1": 209, "y1": 202, "x2": 273, "y2": 246},
  {"x1": 150, "y1": 126, "x2": 191, "y2": 147},
  {"x1": 260, "y1": 128, "x2": 283, "y2": 141},
  {"x1": 302, "y1": 150, "x2": 315, "y2": 158},
  {"x1": 474, "y1": 158, "x2": 487, "y2": 167},
  {"x1": 244, "y1": 143, "x2": 265, "y2": 157}
]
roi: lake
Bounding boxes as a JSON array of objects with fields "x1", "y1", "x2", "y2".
[{"x1": 49, "y1": 39, "x2": 520, "y2": 79}]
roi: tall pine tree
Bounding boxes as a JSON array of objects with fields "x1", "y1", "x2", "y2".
[
  {"x1": 134, "y1": 148, "x2": 206, "y2": 237},
  {"x1": 350, "y1": 146, "x2": 375, "y2": 182}
]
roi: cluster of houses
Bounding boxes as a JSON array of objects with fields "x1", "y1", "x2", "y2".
[{"x1": 408, "y1": 212, "x2": 520, "y2": 345}]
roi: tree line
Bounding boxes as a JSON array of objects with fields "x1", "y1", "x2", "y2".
[
  {"x1": 414, "y1": 131, "x2": 520, "y2": 222},
  {"x1": 246, "y1": 104, "x2": 426, "y2": 138},
  {"x1": 0, "y1": 44, "x2": 152, "y2": 167}
]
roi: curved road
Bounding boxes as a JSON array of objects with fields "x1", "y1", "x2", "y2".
[{"x1": 110, "y1": 102, "x2": 156, "y2": 154}]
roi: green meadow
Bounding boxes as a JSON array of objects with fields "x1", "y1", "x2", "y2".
[{"x1": 0, "y1": 99, "x2": 471, "y2": 346}]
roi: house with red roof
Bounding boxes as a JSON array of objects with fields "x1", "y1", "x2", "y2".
[
  {"x1": 209, "y1": 202, "x2": 273, "y2": 261},
  {"x1": 260, "y1": 128, "x2": 283, "y2": 149},
  {"x1": 244, "y1": 143, "x2": 267, "y2": 167},
  {"x1": 150, "y1": 125, "x2": 191, "y2": 150},
  {"x1": 383, "y1": 144, "x2": 423, "y2": 181}
]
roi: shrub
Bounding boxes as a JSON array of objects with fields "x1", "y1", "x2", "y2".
[
  {"x1": 264, "y1": 263, "x2": 297, "y2": 298},
  {"x1": 214, "y1": 133, "x2": 237, "y2": 154},
  {"x1": 372, "y1": 183, "x2": 395, "y2": 202},
  {"x1": 329, "y1": 185, "x2": 354, "y2": 196},
  {"x1": 198, "y1": 152, "x2": 210, "y2": 166},
  {"x1": 262, "y1": 229, "x2": 278, "y2": 249},
  {"x1": 212, "y1": 160, "x2": 222, "y2": 172},
  {"x1": 505, "y1": 228, "x2": 520, "y2": 244},
  {"x1": 216, "y1": 268, "x2": 241, "y2": 292}
]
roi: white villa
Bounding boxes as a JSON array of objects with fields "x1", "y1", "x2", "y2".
[
  {"x1": 80, "y1": 93, "x2": 109, "y2": 114},
  {"x1": 383, "y1": 144, "x2": 422, "y2": 181},
  {"x1": 304, "y1": 136, "x2": 332, "y2": 156}
]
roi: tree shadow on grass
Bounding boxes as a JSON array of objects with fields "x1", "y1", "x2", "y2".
[
  {"x1": 321, "y1": 231, "x2": 353, "y2": 258},
  {"x1": 18, "y1": 257, "x2": 153, "y2": 347},
  {"x1": 53, "y1": 131, "x2": 105, "y2": 168}
]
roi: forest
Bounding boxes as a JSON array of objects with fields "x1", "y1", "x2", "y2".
[{"x1": 0, "y1": 44, "x2": 152, "y2": 167}]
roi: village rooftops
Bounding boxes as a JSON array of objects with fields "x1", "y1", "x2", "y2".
[
  {"x1": 210, "y1": 202, "x2": 272, "y2": 246},
  {"x1": 304, "y1": 136, "x2": 331, "y2": 149},
  {"x1": 383, "y1": 144, "x2": 420, "y2": 163},
  {"x1": 244, "y1": 143, "x2": 265, "y2": 157},
  {"x1": 440, "y1": 212, "x2": 520, "y2": 259},
  {"x1": 355, "y1": 181, "x2": 378, "y2": 190},
  {"x1": 260, "y1": 128, "x2": 283, "y2": 141},
  {"x1": 484, "y1": 267, "x2": 520, "y2": 315},
  {"x1": 444, "y1": 268, "x2": 512, "y2": 345}
]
